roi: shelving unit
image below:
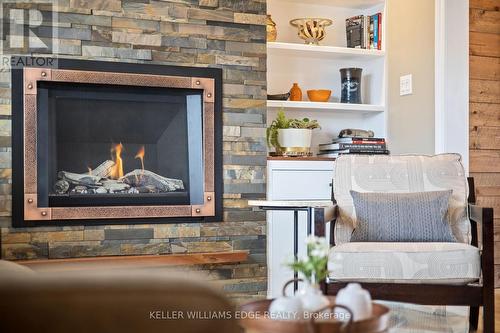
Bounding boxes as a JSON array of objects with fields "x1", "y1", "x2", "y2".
[
  {"x1": 267, "y1": 42, "x2": 385, "y2": 60},
  {"x1": 267, "y1": 100, "x2": 385, "y2": 113},
  {"x1": 267, "y1": 0, "x2": 388, "y2": 153},
  {"x1": 266, "y1": 0, "x2": 389, "y2": 299}
]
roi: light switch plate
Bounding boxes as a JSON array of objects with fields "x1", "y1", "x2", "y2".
[{"x1": 400, "y1": 74, "x2": 412, "y2": 96}]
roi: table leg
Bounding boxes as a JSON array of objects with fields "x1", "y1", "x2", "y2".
[
  {"x1": 293, "y1": 209, "x2": 298, "y2": 292},
  {"x1": 307, "y1": 207, "x2": 313, "y2": 235}
]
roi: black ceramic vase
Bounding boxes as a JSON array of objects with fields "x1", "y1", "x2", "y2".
[{"x1": 340, "y1": 68, "x2": 362, "y2": 104}]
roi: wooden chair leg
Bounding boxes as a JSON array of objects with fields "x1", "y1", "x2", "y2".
[
  {"x1": 482, "y1": 291, "x2": 495, "y2": 333},
  {"x1": 469, "y1": 306, "x2": 479, "y2": 331}
]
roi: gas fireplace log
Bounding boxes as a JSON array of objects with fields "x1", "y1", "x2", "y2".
[
  {"x1": 121, "y1": 169, "x2": 184, "y2": 192},
  {"x1": 58, "y1": 171, "x2": 102, "y2": 186},
  {"x1": 101, "y1": 179, "x2": 130, "y2": 193},
  {"x1": 91, "y1": 160, "x2": 115, "y2": 179}
]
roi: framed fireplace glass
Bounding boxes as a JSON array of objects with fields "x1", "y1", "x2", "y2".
[
  {"x1": 37, "y1": 82, "x2": 204, "y2": 207},
  {"x1": 13, "y1": 62, "x2": 220, "y2": 224}
]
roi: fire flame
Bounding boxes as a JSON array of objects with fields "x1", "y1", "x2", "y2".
[
  {"x1": 110, "y1": 143, "x2": 124, "y2": 179},
  {"x1": 135, "y1": 146, "x2": 145, "y2": 173}
]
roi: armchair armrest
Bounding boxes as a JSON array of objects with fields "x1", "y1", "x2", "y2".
[
  {"x1": 468, "y1": 203, "x2": 494, "y2": 288},
  {"x1": 329, "y1": 206, "x2": 339, "y2": 246},
  {"x1": 469, "y1": 204, "x2": 493, "y2": 225}
]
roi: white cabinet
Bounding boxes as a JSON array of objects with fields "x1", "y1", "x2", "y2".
[{"x1": 266, "y1": 160, "x2": 334, "y2": 298}]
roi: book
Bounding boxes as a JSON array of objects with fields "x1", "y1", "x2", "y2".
[
  {"x1": 318, "y1": 150, "x2": 390, "y2": 157},
  {"x1": 372, "y1": 14, "x2": 379, "y2": 50},
  {"x1": 377, "y1": 12, "x2": 382, "y2": 50},
  {"x1": 364, "y1": 16, "x2": 369, "y2": 49},
  {"x1": 321, "y1": 149, "x2": 390, "y2": 154},
  {"x1": 369, "y1": 16, "x2": 374, "y2": 49},
  {"x1": 332, "y1": 137, "x2": 386, "y2": 144},
  {"x1": 319, "y1": 142, "x2": 387, "y2": 151},
  {"x1": 346, "y1": 15, "x2": 364, "y2": 48}
]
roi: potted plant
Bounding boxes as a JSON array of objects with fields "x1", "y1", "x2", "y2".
[
  {"x1": 266, "y1": 110, "x2": 320, "y2": 153},
  {"x1": 287, "y1": 236, "x2": 330, "y2": 312}
]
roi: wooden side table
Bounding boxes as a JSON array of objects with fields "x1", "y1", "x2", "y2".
[{"x1": 248, "y1": 200, "x2": 336, "y2": 291}]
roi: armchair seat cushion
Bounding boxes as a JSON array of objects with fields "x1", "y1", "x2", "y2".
[{"x1": 328, "y1": 242, "x2": 480, "y2": 284}]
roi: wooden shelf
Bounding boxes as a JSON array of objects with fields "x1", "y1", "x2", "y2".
[
  {"x1": 267, "y1": 42, "x2": 385, "y2": 60},
  {"x1": 17, "y1": 251, "x2": 249, "y2": 272},
  {"x1": 267, "y1": 100, "x2": 385, "y2": 113}
]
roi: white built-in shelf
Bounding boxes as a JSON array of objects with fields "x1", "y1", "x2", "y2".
[
  {"x1": 267, "y1": 100, "x2": 385, "y2": 113},
  {"x1": 278, "y1": 0, "x2": 384, "y2": 9},
  {"x1": 267, "y1": 42, "x2": 385, "y2": 60}
]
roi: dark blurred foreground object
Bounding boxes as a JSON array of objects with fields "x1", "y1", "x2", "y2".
[{"x1": 0, "y1": 260, "x2": 238, "y2": 333}]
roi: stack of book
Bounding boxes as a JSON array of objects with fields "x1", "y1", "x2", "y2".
[
  {"x1": 345, "y1": 13, "x2": 382, "y2": 50},
  {"x1": 318, "y1": 137, "x2": 389, "y2": 158}
]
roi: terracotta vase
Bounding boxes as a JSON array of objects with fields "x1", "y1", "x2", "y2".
[
  {"x1": 289, "y1": 83, "x2": 302, "y2": 101},
  {"x1": 266, "y1": 15, "x2": 277, "y2": 42}
]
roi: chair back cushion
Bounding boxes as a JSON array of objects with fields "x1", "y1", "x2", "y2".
[{"x1": 333, "y1": 154, "x2": 469, "y2": 244}]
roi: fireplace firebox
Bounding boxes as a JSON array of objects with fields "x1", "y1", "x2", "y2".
[{"x1": 12, "y1": 60, "x2": 222, "y2": 226}]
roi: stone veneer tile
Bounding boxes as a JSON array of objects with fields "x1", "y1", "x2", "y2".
[
  {"x1": 151, "y1": 51, "x2": 196, "y2": 63},
  {"x1": 216, "y1": 54, "x2": 259, "y2": 67},
  {"x1": 2, "y1": 243, "x2": 49, "y2": 260},
  {"x1": 122, "y1": 2, "x2": 171, "y2": 19},
  {"x1": 185, "y1": 241, "x2": 233, "y2": 253},
  {"x1": 199, "y1": 0, "x2": 219, "y2": 8},
  {"x1": 187, "y1": 8, "x2": 234, "y2": 23},
  {"x1": 223, "y1": 154, "x2": 266, "y2": 166},
  {"x1": 36, "y1": 26, "x2": 92, "y2": 41},
  {"x1": 104, "y1": 228, "x2": 154, "y2": 240},
  {"x1": 161, "y1": 36, "x2": 207, "y2": 49},
  {"x1": 220, "y1": 277, "x2": 267, "y2": 293},
  {"x1": 233, "y1": 13, "x2": 266, "y2": 25},
  {"x1": 120, "y1": 241, "x2": 171, "y2": 255},
  {"x1": 49, "y1": 241, "x2": 120, "y2": 259},
  {"x1": 82, "y1": 45, "x2": 152, "y2": 60},
  {"x1": 154, "y1": 225, "x2": 201, "y2": 239},
  {"x1": 224, "y1": 183, "x2": 266, "y2": 194},
  {"x1": 232, "y1": 264, "x2": 267, "y2": 279},
  {"x1": 31, "y1": 230, "x2": 84, "y2": 243},
  {"x1": 112, "y1": 31, "x2": 162, "y2": 46},
  {"x1": 70, "y1": 0, "x2": 122, "y2": 12},
  {"x1": 83, "y1": 229, "x2": 105, "y2": 241},
  {"x1": 58, "y1": 13, "x2": 112, "y2": 26},
  {"x1": 112, "y1": 17, "x2": 160, "y2": 32},
  {"x1": 1, "y1": 231, "x2": 31, "y2": 244}
]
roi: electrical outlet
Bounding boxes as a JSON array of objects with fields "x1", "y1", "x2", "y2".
[{"x1": 400, "y1": 74, "x2": 412, "y2": 96}]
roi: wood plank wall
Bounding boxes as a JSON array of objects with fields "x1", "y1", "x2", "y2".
[{"x1": 469, "y1": 0, "x2": 500, "y2": 287}]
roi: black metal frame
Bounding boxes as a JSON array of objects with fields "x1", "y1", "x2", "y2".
[
  {"x1": 12, "y1": 58, "x2": 223, "y2": 227},
  {"x1": 321, "y1": 177, "x2": 495, "y2": 333}
]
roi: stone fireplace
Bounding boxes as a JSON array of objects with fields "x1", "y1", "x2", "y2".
[
  {"x1": 1, "y1": 0, "x2": 266, "y2": 300},
  {"x1": 12, "y1": 60, "x2": 222, "y2": 225}
]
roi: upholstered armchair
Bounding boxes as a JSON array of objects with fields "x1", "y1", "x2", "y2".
[{"x1": 321, "y1": 154, "x2": 494, "y2": 332}]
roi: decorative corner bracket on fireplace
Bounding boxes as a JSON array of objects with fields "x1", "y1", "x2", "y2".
[{"x1": 14, "y1": 61, "x2": 222, "y2": 225}]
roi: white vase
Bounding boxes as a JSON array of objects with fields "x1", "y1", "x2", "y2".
[
  {"x1": 334, "y1": 283, "x2": 372, "y2": 321},
  {"x1": 298, "y1": 283, "x2": 330, "y2": 313},
  {"x1": 269, "y1": 279, "x2": 304, "y2": 320},
  {"x1": 277, "y1": 128, "x2": 312, "y2": 149}
]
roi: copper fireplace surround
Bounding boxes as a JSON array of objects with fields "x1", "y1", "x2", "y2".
[{"x1": 14, "y1": 61, "x2": 222, "y2": 224}]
